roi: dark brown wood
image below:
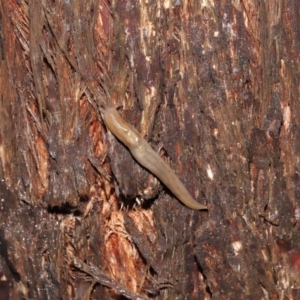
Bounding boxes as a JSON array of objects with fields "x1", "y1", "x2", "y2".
[{"x1": 1, "y1": 0, "x2": 300, "y2": 299}]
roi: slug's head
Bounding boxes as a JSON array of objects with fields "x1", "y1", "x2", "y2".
[{"x1": 103, "y1": 107, "x2": 141, "y2": 148}]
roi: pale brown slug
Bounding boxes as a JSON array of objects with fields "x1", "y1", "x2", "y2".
[{"x1": 104, "y1": 107, "x2": 207, "y2": 210}]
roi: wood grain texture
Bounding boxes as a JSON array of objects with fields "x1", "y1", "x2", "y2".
[{"x1": 1, "y1": 0, "x2": 300, "y2": 299}]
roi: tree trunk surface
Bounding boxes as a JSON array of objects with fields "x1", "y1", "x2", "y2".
[{"x1": 0, "y1": 0, "x2": 299, "y2": 299}]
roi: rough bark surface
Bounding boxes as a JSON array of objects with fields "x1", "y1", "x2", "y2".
[{"x1": 0, "y1": 0, "x2": 300, "y2": 299}]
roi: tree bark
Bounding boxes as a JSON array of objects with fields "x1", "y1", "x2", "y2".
[{"x1": 1, "y1": 0, "x2": 300, "y2": 299}]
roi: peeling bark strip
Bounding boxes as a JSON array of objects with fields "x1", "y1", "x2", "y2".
[{"x1": 69, "y1": 254, "x2": 148, "y2": 300}]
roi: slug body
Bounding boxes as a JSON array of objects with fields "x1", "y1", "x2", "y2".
[{"x1": 104, "y1": 107, "x2": 207, "y2": 210}]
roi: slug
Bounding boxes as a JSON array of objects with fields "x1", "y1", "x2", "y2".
[{"x1": 103, "y1": 107, "x2": 207, "y2": 210}]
